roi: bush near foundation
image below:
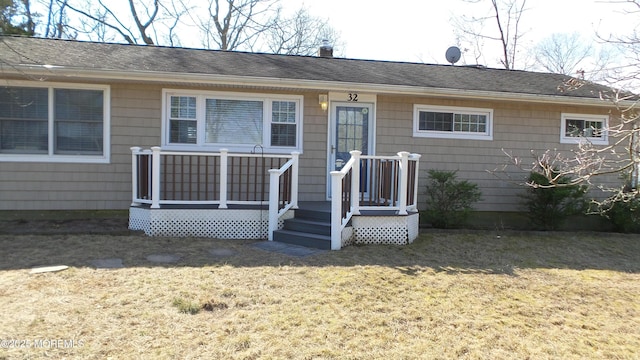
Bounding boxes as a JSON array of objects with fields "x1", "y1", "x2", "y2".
[
  {"x1": 424, "y1": 170, "x2": 481, "y2": 229},
  {"x1": 521, "y1": 171, "x2": 588, "y2": 231}
]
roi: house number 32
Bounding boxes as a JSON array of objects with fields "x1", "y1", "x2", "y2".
[{"x1": 348, "y1": 93, "x2": 359, "y2": 102}]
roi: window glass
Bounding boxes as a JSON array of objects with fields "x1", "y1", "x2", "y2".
[
  {"x1": 419, "y1": 111, "x2": 486, "y2": 133},
  {"x1": 414, "y1": 105, "x2": 493, "y2": 140},
  {"x1": 0, "y1": 87, "x2": 49, "y2": 153},
  {"x1": 54, "y1": 89, "x2": 104, "y2": 154},
  {"x1": 205, "y1": 99, "x2": 263, "y2": 144},
  {"x1": 271, "y1": 101, "x2": 296, "y2": 147},
  {"x1": 561, "y1": 114, "x2": 607, "y2": 145},
  {"x1": 169, "y1": 96, "x2": 197, "y2": 144},
  {"x1": 565, "y1": 119, "x2": 603, "y2": 138}
]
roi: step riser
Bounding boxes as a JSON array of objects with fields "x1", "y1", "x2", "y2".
[
  {"x1": 294, "y1": 209, "x2": 331, "y2": 222},
  {"x1": 283, "y1": 220, "x2": 330, "y2": 236},
  {"x1": 272, "y1": 232, "x2": 331, "y2": 250}
]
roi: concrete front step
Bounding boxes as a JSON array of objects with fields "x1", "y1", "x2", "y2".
[{"x1": 272, "y1": 229, "x2": 331, "y2": 250}]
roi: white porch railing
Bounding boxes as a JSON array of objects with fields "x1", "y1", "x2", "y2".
[
  {"x1": 330, "y1": 151, "x2": 421, "y2": 250},
  {"x1": 131, "y1": 147, "x2": 420, "y2": 250},
  {"x1": 130, "y1": 147, "x2": 298, "y2": 236}
]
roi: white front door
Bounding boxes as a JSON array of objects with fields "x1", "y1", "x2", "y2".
[{"x1": 327, "y1": 102, "x2": 375, "y2": 198}]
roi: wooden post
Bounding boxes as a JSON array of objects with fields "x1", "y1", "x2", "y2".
[
  {"x1": 411, "y1": 153, "x2": 422, "y2": 211},
  {"x1": 219, "y1": 149, "x2": 228, "y2": 209},
  {"x1": 330, "y1": 171, "x2": 343, "y2": 250},
  {"x1": 291, "y1": 152, "x2": 300, "y2": 209},
  {"x1": 350, "y1": 150, "x2": 362, "y2": 216},
  {"x1": 268, "y1": 169, "x2": 280, "y2": 241},
  {"x1": 397, "y1": 151, "x2": 410, "y2": 215},
  {"x1": 130, "y1": 147, "x2": 141, "y2": 206},
  {"x1": 151, "y1": 146, "x2": 161, "y2": 209}
]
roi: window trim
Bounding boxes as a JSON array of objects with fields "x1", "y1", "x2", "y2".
[
  {"x1": 0, "y1": 81, "x2": 110, "y2": 163},
  {"x1": 162, "y1": 89, "x2": 304, "y2": 153},
  {"x1": 560, "y1": 113, "x2": 609, "y2": 145},
  {"x1": 413, "y1": 104, "x2": 493, "y2": 140}
]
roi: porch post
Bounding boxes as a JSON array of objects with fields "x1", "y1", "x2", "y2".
[
  {"x1": 291, "y1": 152, "x2": 300, "y2": 209},
  {"x1": 219, "y1": 149, "x2": 228, "y2": 209},
  {"x1": 150, "y1": 146, "x2": 161, "y2": 209},
  {"x1": 397, "y1": 151, "x2": 410, "y2": 215},
  {"x1": 268, "y1": 169, "x2": 280, "y2": 241},
  {"x1": 130, "y1": 147, "x2": 141, "y2": 206},
  {"x1": 350, "y1": 150, "x2": 362, "y2": 216},
  {"x1": 411, "y1": 153, "x2": 422, "y2": 211},
  {"x1": 330, "y1": 171, "x2": 343, "y2": 250}
]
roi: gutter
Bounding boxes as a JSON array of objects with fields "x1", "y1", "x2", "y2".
[{"x1": 6, "y1": 64, "x2": 622, "y2": 108}]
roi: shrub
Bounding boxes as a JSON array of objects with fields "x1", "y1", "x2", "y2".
[
  {"x1": 521, "y1": 170, "x2": 588, "y2": 230},
  {"x1": 424, "y1": 169, "x2": 481, "y2": 228},
  {"x1": 600, "y1": 173, "x2": 640, "y2": 233},
  {"x1": 602, "y1": 196, "x2": 640, "y2": 233}
]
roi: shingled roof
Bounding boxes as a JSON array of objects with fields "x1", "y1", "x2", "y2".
[{"x1": 0, "y1": 35, "x2": 613, "y2": 102}]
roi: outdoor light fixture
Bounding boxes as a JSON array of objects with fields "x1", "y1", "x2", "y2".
[{"x1": 319, "y1": 94, "x2": 328, "y2": 111}]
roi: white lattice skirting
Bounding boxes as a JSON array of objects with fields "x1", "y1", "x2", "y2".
[
  {"x1": 350, "y1": 213, "x2": 419, "y2": 245},
  {"x1": 129, "y1": 206, "x2": 292, "y2": 239},
  {"x1": 130, "y1": 206, "x2": 418, "y2": 246}
]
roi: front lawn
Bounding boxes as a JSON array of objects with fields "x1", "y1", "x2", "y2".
[{"x1": 0, "y1": 231, "x2": 638, "y2": 359}]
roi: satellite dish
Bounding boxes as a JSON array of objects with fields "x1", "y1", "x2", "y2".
[{"x1": 445, "y1": 46, "x2": 461, "y2": 65}]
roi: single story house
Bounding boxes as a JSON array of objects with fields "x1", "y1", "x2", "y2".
[{"x1": 0, "y1": 36, "x2": 618, "y2": 249}]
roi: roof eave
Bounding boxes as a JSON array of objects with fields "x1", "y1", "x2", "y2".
[{"x1": 6, "y1": 65, "x2": 618, "y2": 107}]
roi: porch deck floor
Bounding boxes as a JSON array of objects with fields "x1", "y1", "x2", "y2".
[{"x1": 131, "y1": 201, "x2": 414, "y2": 216}]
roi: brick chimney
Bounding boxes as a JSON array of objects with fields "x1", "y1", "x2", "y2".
[{"x1": 318, "y1": 39, "x2": 333, "y2": 58}]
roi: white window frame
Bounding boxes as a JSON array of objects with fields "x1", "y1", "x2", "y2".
[
  {"x1": 413, "y1": 104, "x2": 493, "y2": 140},
  {"x1": 560, "y1": 113, "x2": 609, "y2": 146},
  {"x1": 162, "y1": 89, "x2": 304, "y2": 153},
  {"x1": 0, "y1": 81, "x2": 110, "y2": 163}
]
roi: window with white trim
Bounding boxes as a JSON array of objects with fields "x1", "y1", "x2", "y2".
[
  {"x1": 413, "y1": 104, "x2": 493, "y2": 140},
  {"x1": 561, "y1": 113, "x2": 608, "y2": 145},
  {"x1": 163, "y1": 90, "x2": 303, "y2": 153},
  {"x1": 0, "y1": 83, "x2": 110, "y2": 163}
]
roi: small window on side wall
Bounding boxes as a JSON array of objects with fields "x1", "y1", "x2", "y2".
[
  {"x1": 413, "y1": 104, "x2": 493, "y2": 140},
  {"x1": 560, "y1": 113, "x2": 608, "y2": 145}
]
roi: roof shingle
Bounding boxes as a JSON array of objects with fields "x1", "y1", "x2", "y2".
[{"x1": 0, "y1": 36, "x2": 612, "y2": 100}]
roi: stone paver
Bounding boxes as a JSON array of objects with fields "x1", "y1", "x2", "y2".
[
  {"x1": 252, "y1": 241, "x2": 325, "y2": 257},
  {"x1": 146, "y1": 254, "x2": 181, "y2": 263},
  {"x1": 208, "y1": 248, "x2": 236, "y2": 257}
]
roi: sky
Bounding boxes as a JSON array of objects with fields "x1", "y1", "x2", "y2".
[{"x1": 278, "y1": 0, "x2": 636, "y2": 68}]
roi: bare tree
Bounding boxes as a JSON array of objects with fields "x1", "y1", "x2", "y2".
[
  {"x1": 60, "y1": 0, "x2": 162, "y2": 44},
  {"x1": 452, "y1": 0, "x2": 528, "y2": 69},
  {"x1": 41, "y1": 0, "x2": 77, "y2": 38},
  {"x1": 533, "y1": 32, "x2": 615, "y2": 83},
  {"x1": 261, "y1": 6, "x2": 340, "y2": 56},
  {"x1": 195, "y1": 0, "x2": 277, "y2": 51}
]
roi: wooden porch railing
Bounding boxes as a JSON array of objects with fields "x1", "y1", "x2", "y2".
[{"x1": 330, "y1": 151, "x2": 421, "y2": 250}]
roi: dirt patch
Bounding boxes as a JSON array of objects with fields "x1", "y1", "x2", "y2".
[{"x1": 0, "y1": 216, "x2": 133, "y2": 235}]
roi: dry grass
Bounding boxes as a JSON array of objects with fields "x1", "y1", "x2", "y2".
[{"x1": 0, "y1": 230, "x2": 638, "y2": 359}]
